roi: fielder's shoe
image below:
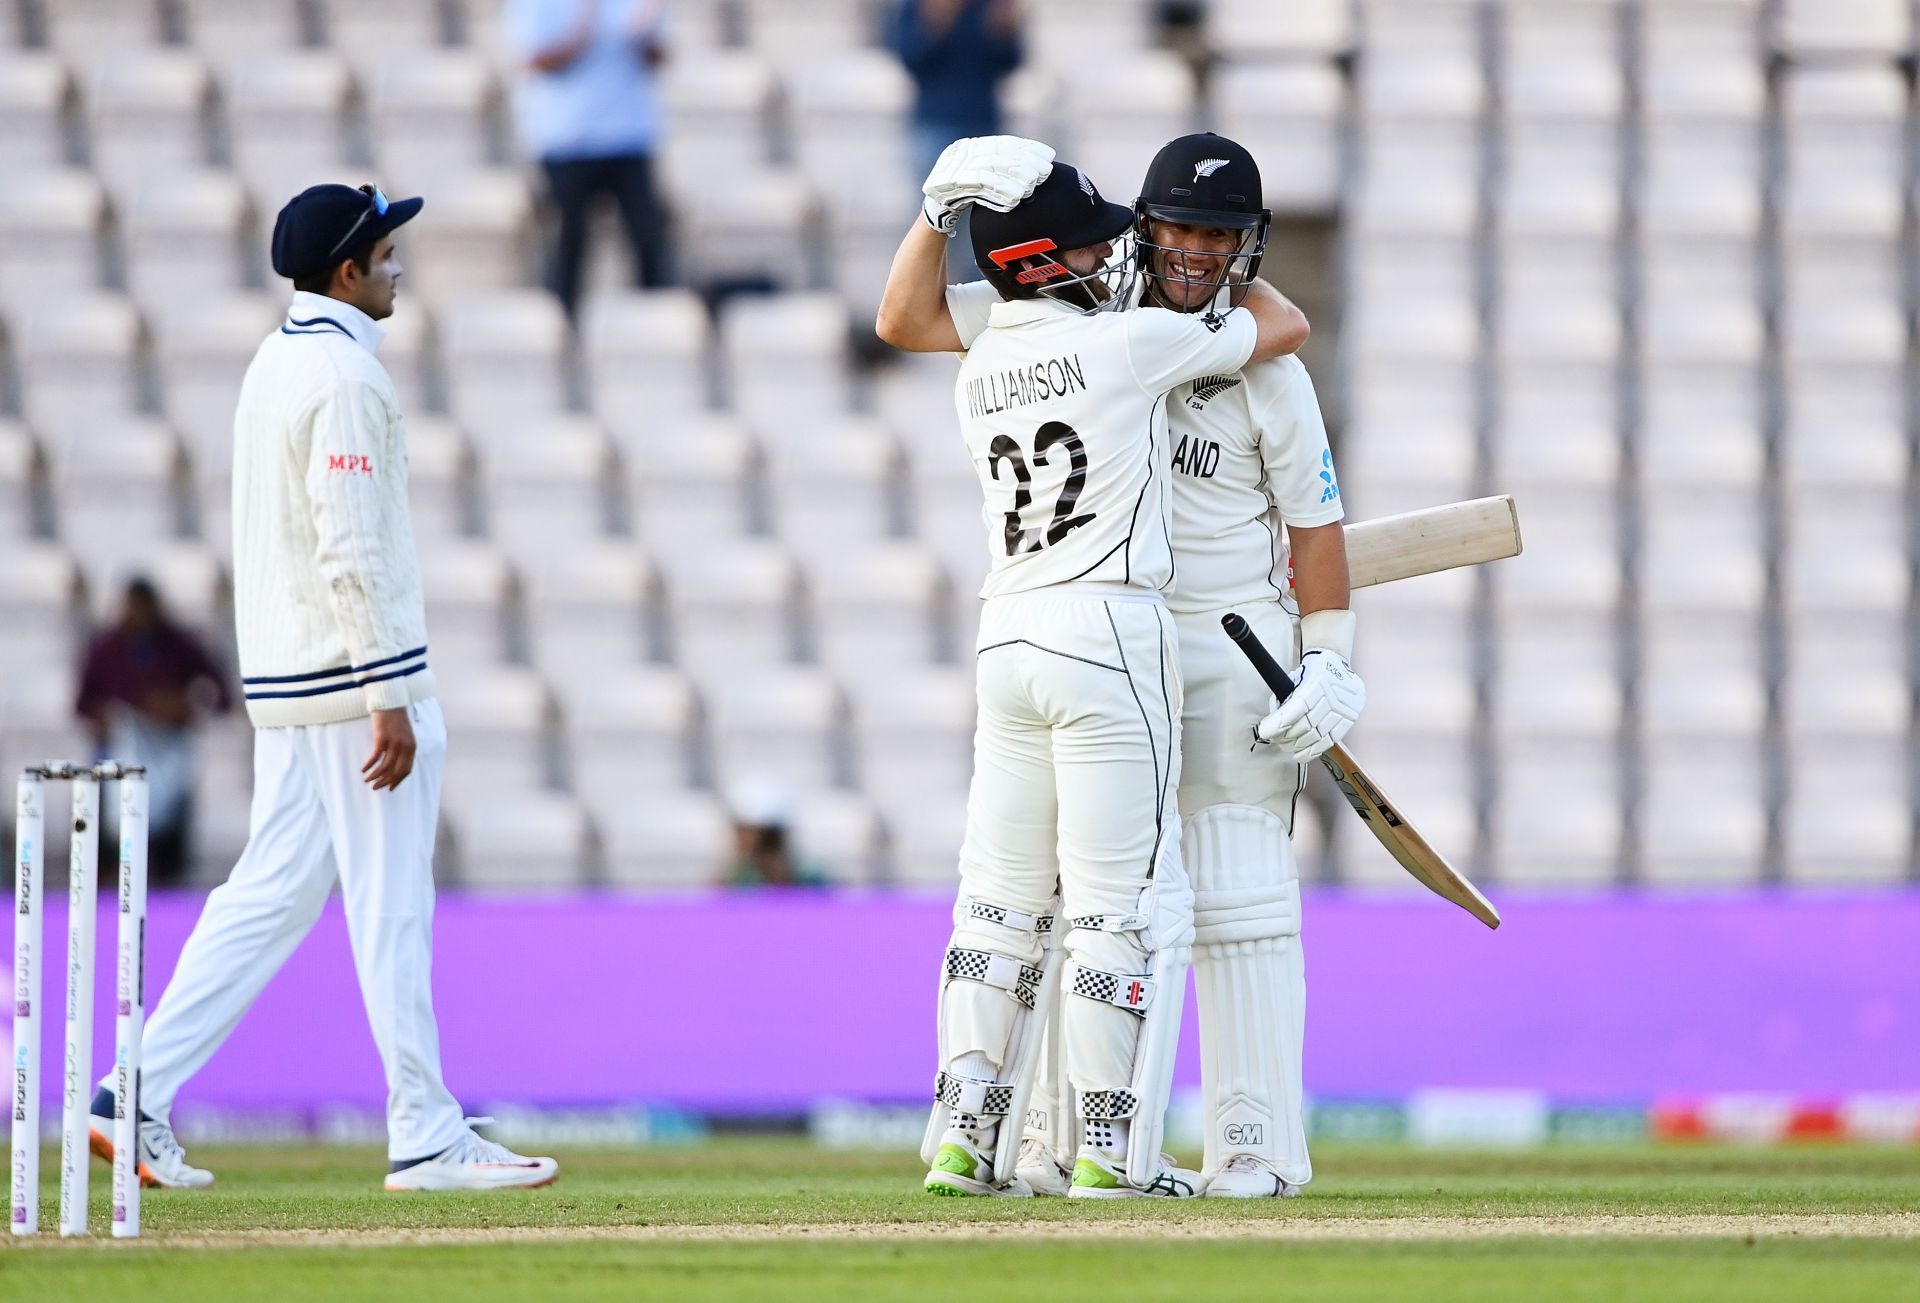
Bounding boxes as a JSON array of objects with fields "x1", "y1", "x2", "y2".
[
  {"x1": 924, "y1": 1136, "x2": 1033, "y2": 1198},
  {"x1": 1205, "y1": 1154, "x2": 1304, "y2": 1199},
  {"x1": 87, "y1": 1088, "x2": 215, "y2": 1189},
  {"x1": 1014, "y1": 1137, "x2": 1072, "y2": 1197},
  {"x1": 1067, "y1": 1149, "x2": 1201, "y2": 1199},
  {"x1": 384, "y1": 1128, "x2": 559, "y2": 1192}
]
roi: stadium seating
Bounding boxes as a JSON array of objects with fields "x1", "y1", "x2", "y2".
[{"x1": 0, "y1": 0, "x2": 1910, "y2": 889}]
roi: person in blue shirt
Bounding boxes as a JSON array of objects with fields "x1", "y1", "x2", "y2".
[
  {"x1": 889, "y1": 0, "x2": 1024, "y2": 280},
  {"x1": 507, "y1": 0, "x2": 674, "y2": 316},
  {"x1": 889, "y1": 0, "x2": 1025, "y2": 176}
]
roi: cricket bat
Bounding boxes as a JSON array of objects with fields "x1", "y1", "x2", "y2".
[
  {"x1": 1340, "y1": 494, "x2": 1522, "y2": 591},
  {"x1": 1221, "y1": 613, "x2": 1502, "y2": 930}
]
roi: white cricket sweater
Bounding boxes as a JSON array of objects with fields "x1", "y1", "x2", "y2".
[{"x1": 231, "y1": 292, "x2": 436, "y2": 727}]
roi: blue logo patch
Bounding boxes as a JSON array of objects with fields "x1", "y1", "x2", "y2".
[{"x1": 1318, "y1": 449, "x2": 1340, "y2": 503}]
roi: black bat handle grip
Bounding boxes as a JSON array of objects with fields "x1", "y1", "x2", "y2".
[{"x1": 1221, "y1": 612, "x2": 1298, "y2": 705}]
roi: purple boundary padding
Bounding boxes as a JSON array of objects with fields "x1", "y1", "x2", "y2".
[{"x1": 8, "y1": 891, "x2": 1918, "y2": 1115}]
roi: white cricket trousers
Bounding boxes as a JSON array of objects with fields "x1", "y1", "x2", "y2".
[
  {"x1": 122, "y1": 699, "x2": 467, "y2": 1162},
  {"x1": 1177, "y1": 601, "x2": 1310, "y2": 1186},
  {"x1": 946, "y1": 590, "x2": 1190, "y2": 1113}
]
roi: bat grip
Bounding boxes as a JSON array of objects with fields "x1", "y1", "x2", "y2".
[{"x1": 1221, "y1": 612, "x2": 1298, "y2": 705}]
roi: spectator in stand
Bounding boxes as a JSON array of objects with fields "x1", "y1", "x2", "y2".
[
  {"x1": 75, "y1": 578, "x2": 232, "y2": 884},
  {"x1": 721, "y1": 778, "x2": 832, "y2": 890},
  {"x1": 507, "y1": 0, "x2": 674, "y2": 317},
  {"x1": 888, "y1": 0, "x2": 1024, "y2": 280},
  {"x1": 890, "y1": 0, "x2": 1025, "y2": 174}
]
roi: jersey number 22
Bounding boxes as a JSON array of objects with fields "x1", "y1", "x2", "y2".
[{"x1": 987, "y1": 421, "x2": 1096, "y2": 556}]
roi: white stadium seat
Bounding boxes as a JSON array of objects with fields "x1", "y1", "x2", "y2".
[
  {"x1": 766, "y1": 420, "x2": 901, "y2": 564},
  {"x1": 151, "y1": 293, "x2": 281, "y2": 471},
  {"x1": 583, "y1": 289, "x2": 713, "y2": 442},
  {"x1": 223, "y1": 52, "x2": 359, "y2": 207},
  {"x1": 120, "y1": 171, "x2": 253, "y2": 311},
  {"x1": 629, "y1": 414, "x2": 759, "y2": 560},
  {"x1": 436, "y1": 664, "x2": 559, "y2": 800},
  {"x1": 599, "y1": 788, "x2": 731, "y2": 891},
  {"x1": 561, "y1": 667, "x2": 701, "y2": 809},
  {"x1": 558, "y1": 664, "x2": 699, "y2": 798},
  {"x1": 523, "y1": 542, "x2": 658, "y2": 678},
  {"x1": 48, "y1": 418, "x2": 189, "y2": 579},
  {"x1": 847, "y1": 665, "x2": 975, "y2": 813},
  {"x1": 805, "y1": 542, "x2": 946, "y2": 673},
  {"x1": 417, "y1": 540, "x2": 519, "y2": 667},
  {"x1": 719, "y1": 292, "x2": 854, "y2": 439},
  {"x1": 400, "y1": 416, "x2": 475, "y2": 544},
  {"x1": 702, "y1": 664, "x2": 847, "y2": 794},
  {"x1": 82, "y1": 50, "x2": 216, "y2": 193},
  {"x1": 656, "y1": 539, "x2": 800, "y2": 670},
  {"x1": 446, "y1": 791, "x2": 594, "y2": 891},
  {"x1": 476, "y1": 414, "x2": 621, "y2": 556},
  {"x1": 0, "y1": 171, "x2": 108, "y2": 310},
  {"x1": 0, "y1": 52, "x2": 73, "y2": 173},
  {"x1": 437, "y1": 289, "x2": 570, "y2": 444},
  {"x1": 0, "y1": 544, "x2": 83, "y2": 683}
]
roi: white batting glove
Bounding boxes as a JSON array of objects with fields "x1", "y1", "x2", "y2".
[
  {"x1": 1255, "y1": 650, "x2": 1366, "y2": 764},
  {"x1": 921, "y1": 135, "x2": 1056, "y2": 235}
]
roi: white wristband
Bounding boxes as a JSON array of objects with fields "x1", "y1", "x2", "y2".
[{"x1": 1300, "y1": 608, "x2": 1356, "y2": 663}]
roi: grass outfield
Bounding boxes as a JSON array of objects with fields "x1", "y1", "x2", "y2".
[{"x1": 3, "y1": 1141, "x2": 1918, "y2": 1301}]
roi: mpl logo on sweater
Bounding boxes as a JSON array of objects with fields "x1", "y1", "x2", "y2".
[{"x1": 327, "y1": 454, "x2": 374, "y2": 475}]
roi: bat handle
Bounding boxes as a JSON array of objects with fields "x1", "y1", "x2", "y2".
[{"x1": 1221, "y1": 612, "x2": 1298, "y2": 705}]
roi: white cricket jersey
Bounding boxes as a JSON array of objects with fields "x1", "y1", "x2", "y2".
[
  {"x1": 954, "y1": 295, "x2": 1257, "y2": 599},
  {"x1": 949, "y1": 282, "x2": 1343, "y2": 613}
]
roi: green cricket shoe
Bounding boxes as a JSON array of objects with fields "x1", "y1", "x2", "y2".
[
  {"x1": 923, "y1": 1139, "x2": 1034, "y2": 1198},
  {"x1": 1067, "y1": 1149, "x2": 1201, "y2": 1199}
]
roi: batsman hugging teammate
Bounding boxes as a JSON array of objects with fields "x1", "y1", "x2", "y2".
[
  {"x1": 880, "y1": 138, "x2": 1313, "y2": 1198},
  {"x1": 880, "y1": 133, "x2": 1363, "y2": 1198}
]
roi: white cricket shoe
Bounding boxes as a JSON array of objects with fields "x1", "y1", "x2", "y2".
[
  {"x1": 384, "y1": 1128, "x2": 559, "y2": 1192},
  {"x1": 88, "y1": 1115, "x2": 216, "y2": 1190},
  {"x1": 1205, "y1": 1154, "x2": 1304, "y2": 1199},
  {"x1": 1067, "y1": 1149, "x2": 1201, "y2": 1199},
  {"x1": 1015, "y1": 1137, "x2": 1072, "y2": 1197}
]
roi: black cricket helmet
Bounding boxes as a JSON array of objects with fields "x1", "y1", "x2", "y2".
[
  {"x1": 971, "y1": 161, "x2": 1137, "y2": 313},
  {"x1": 1134, "y1": 132, "x2": 1271, "y2": 314}
]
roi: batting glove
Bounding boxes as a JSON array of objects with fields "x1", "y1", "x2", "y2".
[
  {"x1": 922, "y1": 135, "x2": 1056, "y2": 235},
  {"x1": 1255, "y1": 650, "x2": 1366, "y2": 764}
]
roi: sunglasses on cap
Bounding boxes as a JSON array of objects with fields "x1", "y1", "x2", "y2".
[{"x1": 324, "y1": 184, "x2": 390, "y2": 261}]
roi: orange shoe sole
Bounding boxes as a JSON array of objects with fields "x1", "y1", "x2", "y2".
[{"x1": 87, "y1": 1126, "x2": 161, "y2": 1188}]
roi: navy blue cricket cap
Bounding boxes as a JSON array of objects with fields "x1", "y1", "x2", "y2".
[{"x1": 270, "y1": 183, "x2": 423, "y2": 281}]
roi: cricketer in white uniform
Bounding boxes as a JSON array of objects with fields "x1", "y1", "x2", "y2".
[
  {"x1": 888, "y1": 144, "x2": 1313, "y2": 1198},
  {"x1": 87, "y1": 184, "x2": 556, "y2": 1193},
  {"x1": 880, "y1": 135, "x2": 1361, "y2": 1200}
]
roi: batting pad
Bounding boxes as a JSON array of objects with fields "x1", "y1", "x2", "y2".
[
  {"x1": 922, "y1": 896, "x2": 1063, "y2": 1186},
  {"x1": 1064, "y1": 923, "x2": 1190, "y2": 1188},
  {"x1": 1187, "y1": 803, "x2": 1309, "y2": 1183}
]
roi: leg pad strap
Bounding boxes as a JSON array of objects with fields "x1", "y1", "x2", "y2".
[
  {"x1": 1066, "y1": 963, "x2": 1155, "y2": 1014},
  {"x1": 934, "y1": 1070, "x2": 1018, "y2": 1118},
  {"x1": 945, "y1": 947, "x2": 1046, "y2": 1010},
  {"x1": 1078, "y1": 1089, "x2": 1140, "y2": 1120}
]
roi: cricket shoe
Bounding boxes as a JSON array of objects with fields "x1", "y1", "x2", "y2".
[
  {"x1": 1014, "y1": 1137, "x2": 1072, "y2": 1197},
  {"x1": 1205, "y1": 1154, "x2": 1304, "y2": 1199},
  {"x1": 1067, "y1": 1150, "x2": 1201, "y2": 1199},
  {"x1": 924, "y1": 1137, "x2": 1033, "y2": 1198},
  {"x1": 385, "y1": 1128, "x2": 558, "y2": 1192},
  {"x1": 87, "y1": 1088, "x2": 215, "y2": 1189}
]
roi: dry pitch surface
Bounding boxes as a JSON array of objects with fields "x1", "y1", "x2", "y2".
[{"x1": 4, "y1": 1140, "x2": 1919, "y2": 1301}]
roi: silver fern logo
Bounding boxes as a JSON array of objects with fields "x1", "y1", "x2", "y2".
[
  {"x1": 1193, "y1": 158, "x2": 1230, "y2": 181},
  {"x1": 1187, "y1": 375, "x2": 1242, "y2": 409},
  {"x1": 1075, "y1": 168, "x2": 1095, "y2": 199}
]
